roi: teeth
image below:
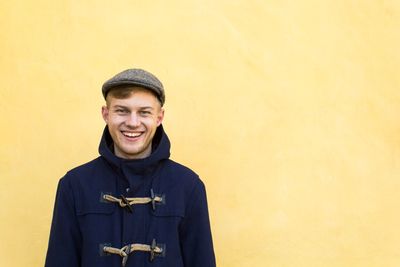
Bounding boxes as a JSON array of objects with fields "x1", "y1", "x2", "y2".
[{"x1": 123, "y1": 132, "x2": 141, "y2": 137}]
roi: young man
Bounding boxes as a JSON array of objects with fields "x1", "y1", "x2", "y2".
[{"x1": 45, "y1": 69, "x2": 216, "y2": 267}]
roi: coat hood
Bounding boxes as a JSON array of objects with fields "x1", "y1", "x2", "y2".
[{"x1": 98, "y1": 124, "x2": 171, "y2": 174}]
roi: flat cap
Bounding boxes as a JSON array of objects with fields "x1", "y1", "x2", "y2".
[{"x1": 102, "y1": 68, "x2": 165, "y2": 105}]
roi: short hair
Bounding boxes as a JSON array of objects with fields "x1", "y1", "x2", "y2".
[{"x1": 106, "y1": 86, "x2": 162, "y2": 106}]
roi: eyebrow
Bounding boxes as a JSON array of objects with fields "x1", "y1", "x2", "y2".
[
  {"x1": 112, "y1": 105, "x2": 154, "y2": 110},
  {"x1": 113, "y1": 105, "x2": 129, "y2": 109}
]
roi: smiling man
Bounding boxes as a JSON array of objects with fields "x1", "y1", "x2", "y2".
[
  {"x1": 45, "y1": 69, "x2": 216, "y2": 267},
  {"x1": 102, "y1": 86, "x2": 164, "y2": 159}
]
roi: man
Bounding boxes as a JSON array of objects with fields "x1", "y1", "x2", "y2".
[{"x1": 45, "y1": 69, "x2": 216, "y2": 267}]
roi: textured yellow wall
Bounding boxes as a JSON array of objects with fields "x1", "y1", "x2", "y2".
[{"x1": 1, "y1": 1, "x2": 400, "y2": 266}]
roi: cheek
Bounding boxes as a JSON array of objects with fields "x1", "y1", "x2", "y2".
[
  {"x1": 146, "y1": 118, "x2": 160, "y2": 128},
  {"x1": 108, "y1": 115, "x2": 124, "y2": 125}
]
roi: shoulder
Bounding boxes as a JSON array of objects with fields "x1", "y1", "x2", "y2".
[
  {"x1": 57, "y1": 157, "x2": 116, "y2": 209},
  {"x1": 163, "y1": 159, "x2": 199, "y2": 177},
  {"x1": 61, "y1": 156, "x2": 109, "y2": 186},
  {"x1": 67, "y1": 156, "x2": 103, "y2": 174},
  {"x1": 162, "y1": 159, "x2": 204, "y2": 185},
  {"x1": 157, "y1": 159, "x2": 206, "y2": 194},
  {"x1": 153, "y1": 160, "x2": 207, "y2": 216}
]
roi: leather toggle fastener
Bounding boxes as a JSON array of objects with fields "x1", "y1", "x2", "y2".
[
  {"x1": 102, "y1": 189, "x2": 164, "y2": 212},
  {"x1": 150, "y1": 189, "x2": 157, "y2": 211},
  {"x1": 121, "y1": 245, "x2": 131, "y2": 267},
  {"x1": 150, "y1": 238, "x2": 158, "y2": 262},
  {"x1": 120, "y1": 194, "x2": 133, "y2": 213},
  {"x1": 102, "y1": 239, "x2": 164, "y2": 266}
]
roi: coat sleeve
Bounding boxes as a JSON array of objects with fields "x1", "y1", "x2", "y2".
[
  {"x1": 179, "y1": 179, "x2": 216, "y2": 267},
  {"x1": 45, "y1": 176, "x2": 82, "y2": 267}
]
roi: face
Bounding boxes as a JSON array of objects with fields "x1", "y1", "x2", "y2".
[{"x1": 101, "y1": 88, "x2": 164, "y2": 159}]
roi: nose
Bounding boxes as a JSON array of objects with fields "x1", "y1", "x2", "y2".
[{"x1": 125, "y1": 113, "x2": 140, "y2": 128}]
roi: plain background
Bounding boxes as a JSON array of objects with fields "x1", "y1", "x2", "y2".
[{"x1": 1, "y1": 1, "x2": 400, "y2": 266}]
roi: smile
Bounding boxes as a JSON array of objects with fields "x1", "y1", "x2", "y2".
[{"x1": 122, "y1": 131, "x2": 143, "y2": 138}]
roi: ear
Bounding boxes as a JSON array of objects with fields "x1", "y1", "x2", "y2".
[
  {"x1": 101, "y1": 106, "x2": 109, "y2": 124},
  {"x1": 157, "y1": 108, "x2": 165, "y2": 126}
]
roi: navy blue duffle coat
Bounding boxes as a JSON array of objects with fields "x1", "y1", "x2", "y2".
[{"x1": 45, "y1": 125, "x2": 216, "y2": 267}]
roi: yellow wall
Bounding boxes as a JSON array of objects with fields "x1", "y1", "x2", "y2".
[{"x1": 1, "y1": 1, "x2": 400, "y2": 266}]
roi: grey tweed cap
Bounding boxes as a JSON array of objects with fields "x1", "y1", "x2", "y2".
[{"x1": 102, "y1": 68, "x2": 165, "y2": 106}]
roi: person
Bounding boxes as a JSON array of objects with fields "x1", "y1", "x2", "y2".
[{"x1": 45, "y1": 69, "x2": 216, "y2": 267}]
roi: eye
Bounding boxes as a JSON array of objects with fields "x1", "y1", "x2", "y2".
[
  {"x1": 115, "y1": 109, "x2": 128, "y2": 114},
  {"x1": 140, "y1": 110, "x2": 151, "y2": 115}
]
